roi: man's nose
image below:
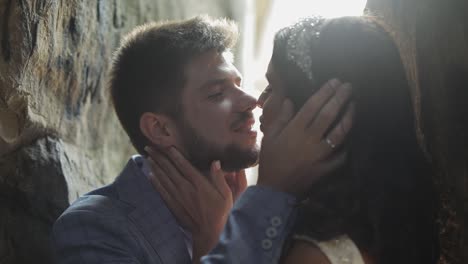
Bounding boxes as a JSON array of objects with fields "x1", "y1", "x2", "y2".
[{"x1": 237, "y1": 91, "x2": 258, "y2": 112}]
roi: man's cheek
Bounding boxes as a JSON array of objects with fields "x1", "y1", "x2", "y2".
[{"x1": 219, "y1": 98, "x2": 233, "y2": 112}]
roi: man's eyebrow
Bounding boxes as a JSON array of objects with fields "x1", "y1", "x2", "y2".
[{"x1": 198, "y1": 78, "x2": 228, "y2": 91}]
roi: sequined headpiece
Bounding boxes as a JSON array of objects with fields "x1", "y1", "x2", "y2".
[{"x1": 286, "y1": 16, "x2": 325, "y2": 81}]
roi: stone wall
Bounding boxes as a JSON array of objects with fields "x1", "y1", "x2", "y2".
[
  {"x1": 366, "y1": 0, "x2": 468, "y2": 263},
  {"x1": 0, "y1": 0, "x2": 243, "y2": 263}
]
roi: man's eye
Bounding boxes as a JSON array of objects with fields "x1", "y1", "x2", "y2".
[{"x1": 208, "y1": 92, "x2": 224, "y2": 101}]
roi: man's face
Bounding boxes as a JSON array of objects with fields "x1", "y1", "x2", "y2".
[{"x1": 173, "y1": 50, "x2": 259, "y2": 172}]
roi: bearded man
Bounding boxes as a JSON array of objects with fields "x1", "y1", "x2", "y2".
[{"x1": 52, "y1": 16, "x2": 351, "y2": 264}]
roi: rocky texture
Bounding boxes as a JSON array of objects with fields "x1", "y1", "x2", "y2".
[
  {"x1": 0, "y1": 0, "x2": 242, "y2": 263},
  {"x1": 366, "y1": 0, "x2": 468, "y2": 263},
  {"x1": 0, "y1": 0, "x2": 240, "y2": 198},
  {"x1": 0, "y1": 137, "x2": 69, "y2": 263}
]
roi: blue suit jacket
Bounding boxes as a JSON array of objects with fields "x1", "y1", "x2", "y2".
[{"x1": 52, "y1": 156, "x2": 297, "y2": 264}]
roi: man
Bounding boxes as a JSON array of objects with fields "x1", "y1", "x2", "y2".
[
  {"x1": 145, "y1": 78, "x2": 352, "y2": 263},
  {"x1": 52, "y1": 16, "x2": 351, "y2": 264}
]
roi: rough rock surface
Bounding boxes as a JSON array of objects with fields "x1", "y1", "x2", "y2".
[{"x1": 0, "y1": 0, "x2": 240, "y2": 263}]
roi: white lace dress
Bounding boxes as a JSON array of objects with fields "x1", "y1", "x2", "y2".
[{"x1": 293, "y1": 234, "x2": 365, "y2": 264}]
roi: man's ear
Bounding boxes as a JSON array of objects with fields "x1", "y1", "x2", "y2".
[{"x1": 140, "y1": 112, "x2": 177, "y2": 148}]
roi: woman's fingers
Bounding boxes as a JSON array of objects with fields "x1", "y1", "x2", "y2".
[
  {"x1": 263, "y1": 98, "x2": 294, "y2": 140},
  {"x1": 144, "y1": 146, "x2": 234, "y2": 257},
  {"x1": 146, "y1": 157, "x2": 197, "y2": 229},
  {"x1": 291, "y1": 79, "x2": 341, "y2": 130},
  {"x1": 165, "y1": 146, "x2": 207, "y2": 188},
  {"x1": 146, "y1": 147, "x2": 201, "y2": 222},
  {"x1": 233, "y1": 170, "x2": 248, "y2": 198},
  {"x1": 323, "y1": 102, "x2": 355, "y2": 149},
  {"x1": 146, "y1": 147, "x2": 193, "y2": 188},
  {"x1": 208, "y1": 161, "x2": 231, "y2": 201},
  {"x1": 257, "y1": 78, "x2": 354, "y2": 196},
  {"x1": 307, "y1": 83, "x2": 352, "y2": 137},
  {"x1": 225, "y1": 170, "x2": 248, "y2": 201},
  {"x1": 316, "y1": 150, "x2": 348, "y2": 177},
  {"x1": 146, "y1": 155, "x2": 177, "y2": 194},
  {"x1": 304, "y1": 99, "x2": 354, "y2": 161}
]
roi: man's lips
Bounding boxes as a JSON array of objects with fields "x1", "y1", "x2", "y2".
[{"x1": 232, "y1": 117, "x2": 255, "y2": 133}]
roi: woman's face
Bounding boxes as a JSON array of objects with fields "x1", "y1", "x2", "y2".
[{"x1": 258, "y1": 60, "x2": 287, "y2": 133}]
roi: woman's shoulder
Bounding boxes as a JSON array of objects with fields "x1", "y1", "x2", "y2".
[
  {"x1": 283, "y1": 234, "x2": 373, "y2": 264},
  {"x1": 283, "y1": 238, "x2": 331, "y2": 264}
]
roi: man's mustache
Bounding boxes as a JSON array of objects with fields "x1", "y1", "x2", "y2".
[{"x1": 230, "y1": 112, "x2": 255, "y2": 130}]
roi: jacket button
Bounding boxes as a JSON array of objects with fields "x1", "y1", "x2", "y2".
[{"x1": 262, "y1": 239, "x2": 273, "y2": 250}]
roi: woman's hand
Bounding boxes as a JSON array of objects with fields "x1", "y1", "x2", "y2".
[
  {"x1": 225, "y1": 170, "x2": 248, "y2": 201},
  {"x1": 258, "y1": 79, "x2": 354, "y2": 196},
  {"x1": 145, "y1": 146, "x2": 233, "y2": 263}
]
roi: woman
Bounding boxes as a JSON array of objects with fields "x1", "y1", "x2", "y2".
[
  {"x1": 258, "y1": 16, "x2": 438, "y2": 264},
  {"x1": 146, "y1": 16, "x2": 439, "y2": 264}
]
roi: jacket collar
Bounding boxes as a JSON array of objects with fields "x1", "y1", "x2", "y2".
[{"x1": 114, "y1": 155, "x2": 191, "y2": 263}]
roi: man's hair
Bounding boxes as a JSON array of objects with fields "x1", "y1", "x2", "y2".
[
  {"x1": 109, "y1": 15, "x2": 238, "y2": 153},
  {"x1": 273, "y1": 17, "x2": 439, "y2": 263}
]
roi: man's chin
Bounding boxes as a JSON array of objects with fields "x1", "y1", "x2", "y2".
[
  {"x1": 234, "y1": 131, "x2": 258, "y2": 147},
  {"x1": 219, "y1": 144, "x2": 260, "y2": 172}
]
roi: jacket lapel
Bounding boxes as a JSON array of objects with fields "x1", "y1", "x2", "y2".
[{"x1": 114, "y1": 156, "x2": 191, "y2": 263}]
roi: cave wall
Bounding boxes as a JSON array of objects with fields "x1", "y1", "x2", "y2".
[
  {"x1": 366, "y1": 0, "x2": 468, "y2": 263},
  {"x1": 0, "y1": 0, "x2": 243, "y2": 263}
]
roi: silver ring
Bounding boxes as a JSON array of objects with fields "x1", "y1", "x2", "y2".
[{"x1": 325, "y1": 138, "x2": 336, "y2": 149}]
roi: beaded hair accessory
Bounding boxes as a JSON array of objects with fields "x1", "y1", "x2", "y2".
[{"x1": 286, "y1": 16, "x2": 325, "y2": 81}]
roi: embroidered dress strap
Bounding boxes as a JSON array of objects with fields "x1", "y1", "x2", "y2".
[{"x1": 292, "y1": 234, "x2": 365, "y2": 264}]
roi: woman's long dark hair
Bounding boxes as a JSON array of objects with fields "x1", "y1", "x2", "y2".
[{"x1": 273, "y1": 17, "x2": 439, "y2": 263}]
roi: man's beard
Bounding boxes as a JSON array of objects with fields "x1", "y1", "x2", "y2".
[{"x1": 176, "y1": 118, "x2": 259, "y2": 173}]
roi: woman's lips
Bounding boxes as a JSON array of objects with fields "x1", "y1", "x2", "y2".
[{"x1": 259, "y1": 116, "x2": 265, "y2": 133}]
